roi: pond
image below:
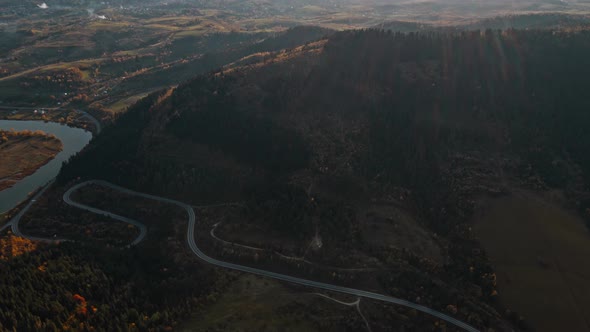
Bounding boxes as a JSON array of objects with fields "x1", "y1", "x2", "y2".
[{"x1": 0, "y1": 120, "x2": 92, "y2": 213}]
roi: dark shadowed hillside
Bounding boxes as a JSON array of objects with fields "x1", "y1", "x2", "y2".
[
  {"x1": 55, "y1": 28, "x2": 590, "y2": 331},
  {"x1": 64, "y1": 28, "x2": 590, "y2": 202},
  {"x1": 33, "y1": 26, "x2": 590, "y2": 329},
  {"x1": 4, "y1": 0, "x2": 590, "y2": 329}
]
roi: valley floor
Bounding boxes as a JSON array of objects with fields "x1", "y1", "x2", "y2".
[{"x1": 474, "y1": 192, "x2": 590, "y2": 332}]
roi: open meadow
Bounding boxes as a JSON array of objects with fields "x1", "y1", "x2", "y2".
[{"x1": 475, "y1": 193, "x2": 590, "y2": 332}]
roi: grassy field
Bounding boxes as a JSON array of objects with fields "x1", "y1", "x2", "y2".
[
  {"x1": 0, "y1": 58, "x2": 105, "y2": 83},
  {"x1": 0, "y1": 131, "x2": 62, "y2": 191},
  {"x1": 178, "y1": 274, "x2": 370, "y2": 332},
  {"x1": 474, "y1": 192, "x2": 590, "y2": 332},
  {"x1": 102, "y1": 92, "x2": 151, "y2": 113}
]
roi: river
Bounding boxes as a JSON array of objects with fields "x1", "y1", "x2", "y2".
[{"x1": 0, "y1": 120, "x2": 92, "y2": 213}]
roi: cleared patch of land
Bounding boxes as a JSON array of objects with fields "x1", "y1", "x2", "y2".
[
  {"x1": 179, "y1": 274, "x2": 319, "y2": 331},
  {"x1": 102, "y1": 92, "x2": 151, "y2": 113},
  {"x1": 0, "y1": 130, "x2": 62, "y2": 191},
  {"x1": 178, "y1": 274, "x2": 376, "y2": 331},
  {"x1": 474, "y1": 193, "x2": 590, "y2": 332}
]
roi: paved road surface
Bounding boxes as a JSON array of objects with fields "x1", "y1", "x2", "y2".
[
  {"x1": 63, "y1": 182, "x2": 145, "y2": 245},
  {"x1": 0, "y1": 223, "x2": 10, "y2": 232},
  {"x1": 61, "y1": 180, "x2": 480, "y2": 332},
  {"x1": 7, "y1": 180, "x2": 144, "y2": 245},
  {"x1": 76, "y1": 110, "x2": 101, "y2": 134},
  {"x1": 7, "y1": 180, "x2": 66, "y2": 243},
  {"x1": 3, "y1": 179, "x2": 480, "y2": 332}
]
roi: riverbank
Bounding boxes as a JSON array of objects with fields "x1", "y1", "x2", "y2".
[
  {"x1": 0, "y1": 130, "x2": 63, "y2": 192},
  {"x1": 0, "y1": 108, "x2": 102, "y2": 135},
  {"x1": 0, "y1": 120, "x2": 92, "y2": 214}
]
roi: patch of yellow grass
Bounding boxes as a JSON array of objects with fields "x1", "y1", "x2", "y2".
[
  {"x1": 104, "y1": 92, "x2": 150, "y2": 114},
  {"x1": 0, "y1": 234, "x2": 38, "y2": 260}
]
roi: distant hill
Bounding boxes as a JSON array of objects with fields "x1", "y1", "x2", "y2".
[
  {"x1": 378, "y1": 13, "x2": 590, "y2": 32},
  {"x1": 110, "y1": 26, "x2": 334, "y2": 100},
  {"x1": 376, "y1": 20, "x2": 435, "y2": 32},
  {"x1": 465, "y1": 13, "x2": 590, "y2": 30}
]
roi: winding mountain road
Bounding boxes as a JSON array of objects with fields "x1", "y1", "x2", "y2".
[
  {"x1": 9, "y1": 179, "x2": 479, "y2": 332},
  {"x1": 63, "y1": 182, "x2": 145, "y2": 245},
  {"x1": 0, "y1": 223, "x2": 10, "y2": 232},
  {"x1": 76, "y1": 110, "x2": 101, "y2": 134},
  {"x1": 313, "y1": 293, "x2": 372, "y2": 332},
  {"x1": 7, "y1": 180, "x2": 64, "y2": 242}
]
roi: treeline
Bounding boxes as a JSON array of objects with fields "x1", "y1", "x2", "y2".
[
  {"x1": 58, "y1": 89, "x2": 167, "y2": 185},
  {"x1": 0, "y1": 237, "x2": 227, "y2": 331},
  {"x1": 244, "y1": 183, "x2": 314, "y2": 241},
  {"x1": 43, "y1": 27, "x2": 590, "y2": 330},
  {"x1": 321, "y1": 28, "x2": 590, "y2": 183},
  {"x1": 313, "y1": 29, "x2": 590, "y2": 226},
  {"x1": 168, "y1": 76, "x2": 310, "y2": 173},
  {"x1": 61, "y1": 28, "x2": 590, "y2": 230},
  {"x1": 0, "y1": 129, "x2": 58, "y2": 144}
]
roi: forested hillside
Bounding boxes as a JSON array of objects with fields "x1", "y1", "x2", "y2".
[
  {"x1": 62, "y1": 28, "x2": 590, "y2": 215},
  {"x1": 0, "y1": 236, "x2": 226, "y2": 331},
  {"x1": 51, "y1": 28, "x2": 590, "y2": 330}
]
